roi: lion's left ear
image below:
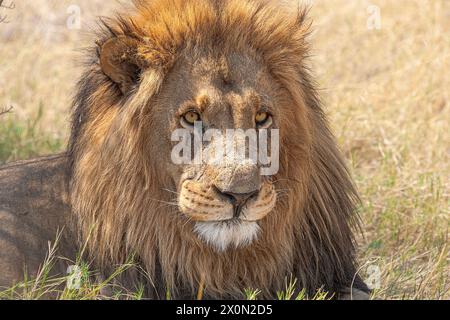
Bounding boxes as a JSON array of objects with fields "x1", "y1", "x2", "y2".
[{"x1": 100, "y1": 35, "x2": 143, "y2": 94}]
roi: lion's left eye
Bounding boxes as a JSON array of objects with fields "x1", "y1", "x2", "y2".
[{"x1": 255, "y1": 111, "x2": 272, "y2": 128}]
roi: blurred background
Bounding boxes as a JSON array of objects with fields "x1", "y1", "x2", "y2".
[{"x1": 0, "y1": 0, "x2": 448, "y2": 299}]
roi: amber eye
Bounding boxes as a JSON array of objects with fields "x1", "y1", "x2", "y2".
[
  {"x1": 181, "y1": 110, "x2": 201, "y2": 127},
  {"x1": 255, "y1": 111, "x2": 272, "y2": 128}
]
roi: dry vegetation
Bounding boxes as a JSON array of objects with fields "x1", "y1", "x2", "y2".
[{"x1": 0, "y1": 0, "x2": 448, "y2": 300}]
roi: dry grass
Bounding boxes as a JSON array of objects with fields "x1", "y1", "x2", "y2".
[{"x1": 0, "y1": 0, "x2": 448, "y2": 300}]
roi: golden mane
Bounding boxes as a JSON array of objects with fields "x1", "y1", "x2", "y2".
[{"x1": 69, "y1": 0, "x2": 367, "y2": 299}]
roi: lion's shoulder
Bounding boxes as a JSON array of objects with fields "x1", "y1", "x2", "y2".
[
  {"x1": 0, "y1": 154, "x2": 70, "y2": 215},
  {"x1": 0, "y1": 154, "x2": 76, "y2": 288}
]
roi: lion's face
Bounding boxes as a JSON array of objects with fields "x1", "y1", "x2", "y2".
[{"x1": 150, "y1": 52, "x2": 283, "y2": 250}]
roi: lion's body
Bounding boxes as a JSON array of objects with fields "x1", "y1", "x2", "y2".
[
  {"x1": 0, "y1": 0, "x2": 369, "y2": 299},
  {"x1": 0, "y1": 155, "x2": 76, "y2": 289}
]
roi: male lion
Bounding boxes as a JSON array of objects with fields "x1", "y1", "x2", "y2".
[{"x1": 0, "y1": 0, "x2": 370, "y2": 299}]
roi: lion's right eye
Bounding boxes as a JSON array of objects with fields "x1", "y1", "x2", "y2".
[{"x1": 181, "y1": 111, "x2": 201, "y2": 128}]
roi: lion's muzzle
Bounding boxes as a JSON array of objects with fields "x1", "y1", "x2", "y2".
[
  {"x1": 178, "y1": 174, "x2": 277, "y2": 250},
  {"x1": 179, "y1": 179, "x2": 276, "y2": 222}
]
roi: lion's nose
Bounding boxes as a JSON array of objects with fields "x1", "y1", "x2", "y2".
[
  {"x1": 217, "y1": 189, "x2": 259, "y2": 217},
  {"x1": 223, "y1": 190, "x2": 258, "y2": 206}
]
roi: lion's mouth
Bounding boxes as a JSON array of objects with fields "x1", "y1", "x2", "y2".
[
  {"x1": 200, "y1": 217, "x2": 254, "y2": 224},
  {"x1": 177, "y1": 178, "x2": 276, "y2": 250}
]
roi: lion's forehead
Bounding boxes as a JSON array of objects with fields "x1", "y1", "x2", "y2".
[{"x1": 157, "y1": 51, "x2": 276, "y2": 114}]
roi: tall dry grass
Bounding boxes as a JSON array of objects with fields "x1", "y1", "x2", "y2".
[{"x1": 0, "y1": 0, "x2": 448, "y2": 299}]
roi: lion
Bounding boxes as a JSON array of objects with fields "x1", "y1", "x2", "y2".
[{"x1": 0, "y1": 0, "x2": 370, "y2": 299}]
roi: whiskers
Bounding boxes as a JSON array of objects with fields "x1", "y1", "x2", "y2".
[
  {"x1": 275, "y1": 188, "x2": 291, "y2": 200},
  {"x1": 147, "y1": 188, "x2": 180, "y2": 210},
  {"x1": 160, "y1": 188, "x2": 195, "y2": 228},
  {"x1": 162, "y1": 188, "x2": 180, "y2": 196},
  {"x1": 152, "y1": 199, "x2": 179, "y2": 207},
  {"x1": 269, "y1": 177, "x2": 299, "y2": 201},
  {"x1": 270, "y1": 177, "x2": 302, "y2": 185},
  {"x1": 151, "y1": 188, "x2": 180, "y2": 208}
]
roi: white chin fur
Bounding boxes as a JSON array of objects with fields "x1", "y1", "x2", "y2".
[{"x1": 194, "y1": 221, "x2": 260, "y2": 252}]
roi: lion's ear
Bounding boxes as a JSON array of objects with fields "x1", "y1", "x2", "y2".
[{"x1": 100, "y1": 35, "x2": 143, "y2": 94}]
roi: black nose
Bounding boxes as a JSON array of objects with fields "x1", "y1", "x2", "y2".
[
  {"x1": 220, "y1": 190, "x2": 259, "y2": 217},
  {"x1": 223, "y1": 191, "x2": 258, "y2": 205}
]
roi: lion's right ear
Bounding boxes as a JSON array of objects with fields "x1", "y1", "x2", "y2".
[{"x1": 100, "y1": 36, "x2": 143, "y2": 94}]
